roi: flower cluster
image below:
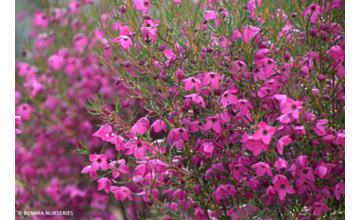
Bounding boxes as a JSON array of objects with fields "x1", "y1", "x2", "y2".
[{"x1": 81, "y1": 0, "x2": 345, "y2": 219}]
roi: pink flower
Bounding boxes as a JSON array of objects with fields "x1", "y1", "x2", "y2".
[
  {"x1": 151, "y1": 120, "x2": 167, "y2": 133},
  {"x1": 183, "y1": 77, "x2": 202, "y2": 92},
  {"x1": 110, "y1": 186, "x2": 133, "y2": 201},
  {"x1": 280, "y1": 99, "x2": 303, "y2": 119},
  {"x1": 16, "y1": 104, "x2": 34, "y2": 121},
  {"x1": 203, "y1": 115, "x2": 225, "y2": 133},
  {"x1": 81, "y1": 166, "x2": 96, "y2": 179},
  {"x1": 310, "y1": 202, "x2": 330, "y2": 217},
  {"x1": 274, "y1": 158, "x2": 288, "y2": 169},
  {"x1": 97, "y1": 178, "x2": 111, "y2": 193},
  {"x1": 33, "y1": 12, "x2": 49, "y2": 28},
  {"x1": 314, "y1": 119, "x2": 328, "y2": 136},
  {"x1": 333, "y1": 183, "x2": 345, "y2": 200},
  {"x1": 133, "y1": 0, "x2": 150, "y2": 14},
  {"x1": 297, "y1": 167, "x2": 315, "y2": 184},
  {"x1": 314, "y1": 161, "x2": 333, "y2": 179},
  {"x1": 251, "y1": 162, "x2": 273, "y2": 177},
  {"x1": 93, "y1": 125, "x2": 113, "y2": 141},
  {"x1": 184, "y1": 94, "x2": 206, "y2": 108},
  {"x1": 131, "y1": 117, "x2": 150, "y2": 139},
  {"x1": 124, "y1": 140, "x2": 151, "y2": 158},
  {"x1": 302, "y1": 4, "x2": 322, "y2": 24},
  {"x1": 254, "y1": 122, "x2": 275, "y2": 145},
  {"x1": 109, "y1": 159, "x2": 129, "y2": 179},
  {"x1": 296, "y1": 155, "x2": 308, "y2": 168},
  {"x1": 204, "y1": 11, "x2": 220, "y2": 27},
  {"x1": 68, "y1": 1, "x2": 81, "y2": 15},
  {"x1": 236, "y1": 99, "x2": 253, "y2": 115},
  {"x1": 231, "y1": 26, "x2": 260, "y2": 42},
  {"x1": 168, "y1": 127, "x2": 190, "y2": 142},
  {"x1": 276, "y1": 135, "x2": 292, "y2": 155},
  {"x1": 202, "y1": 72, "x2": 223, "y2": 89},
  {"x1": 273, "y1": 177, "x2": 295, "y2": 200},
  {"x1": 73, "y1": 34, "x2": 88, "y2": 53},
  {"x1": 89, "y1": 154, "x2": 108, "y2": 178},
  {"x1": 221, "y1": 89, "x2": 238, "y2": 108},
  {"x1": 329, "y1": 46, "x2": 345, "y2": 61},
  {"x1": 47, "y1": 54, "x2": 65, "y2": 70}
]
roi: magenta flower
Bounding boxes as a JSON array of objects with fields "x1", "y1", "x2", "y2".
[
  {"x1": 204, "y1": 11, "x2": 220, "y2": 27},
  {"x1": 184, "y1": 94, "x2": 205, "y2": 108},
  {"x1": 297, "y1": 167, "x2": 315, "y2": 184},
  {"x1": 309, "y1": 202, "x2": 330, "y2": 217},
  {"x1": 68, "y1": 1, "x2": 81, "y2": 15},
  {"x1": 168, "y1": 127, "x2": 190, "y2": 142},
  {"x1": 124, "y1": 140, "x2": 151, "y2": 158},
  {"x1": 274, "y1": 158, "x2": 288, "y2": 169},
  {"x1": 333, "y1": 183, "x2": 345, "y2": 200},
  {"x1": 236, "y1": 99, "x2": 253, "y2": 115},
  {"x1": 203, "y1": 115, "x2": 225, "y2": 133},
  {"x1": 254, "y1": 122, "x2": 275, "y2": 145},
  {"x1": 16, "y1": 104, "x2": 34, "y2": 121},
  {"x1": 231, "y1": 26, "x2": 260, "y2": 42},
  {"x1": 89, "y1": 154, "x2": 108, "y2": 179},
  {"x1": 202, "y1": 72, "x2": 223, "y2": 89},
  {"x1": 133, "y1": 0, "x2": 150, "y2": 14},
  {"x1": 302, "y1": 4, "x2": 322, "y2": 24},
  {"x1": 314, "y1": 161, "x2": 333, "y2": 179},
  {"x1": 47, "y1": 54, "x2": 65, "y2": 70},
  {"x1": 151, "y1": 120, "x2": 167, "y2": 133},
  {"x1": 314, "y1": 119, "x2": 328, "y2": 136},
  {"x1": 97, "y1": 178, "x2": 111, "y2": 193},
  {"x1": 276, "y1": 135, "x2": 292, "y2": 155},
  {"x1": 110, "y1": 186, "x2": 133, "y2": 201},
  {"x1": 93, "y1": 125, "x2": 113, "y2": 141},
  {"x1": 329, "y1": 46, "x2": 345, "y2": 61},
  {"x1": 109, "y1": 159, "x2": 129, "y2": 179},
  {"x1": 273, "y1": 178, "x2": 295, "y2": 200},
  {"x1": 183, "y1": 77, "x2": 202, "y2": 93},
  {"x1": 280, "y1": 99, "x2": 303, "y2": 119},
  {"x1": 251, "y1": 162, "x2": 273, "y2": 177},
  {"x1": 131, "y1": 117, "x2": 150, "y2": 139},
  {"x1": 221, "y1": 89, "x2": 238, "y2": 108},
  {"x1": 33, "y1": 12, "x2": 49, "y2": 28},
  {"x1": 113, "y1": 35, "x2": 133, "y2": 50}
]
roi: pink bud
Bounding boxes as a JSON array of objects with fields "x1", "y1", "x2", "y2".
[{"x1": 193, "y1": 184, "x2": 201, "y2": 194}]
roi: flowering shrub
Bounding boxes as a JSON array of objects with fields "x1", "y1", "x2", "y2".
[
  {"x1": 15, "y1": 1, "x2": 145, "y2": 219},
  {"x1": 77, "y1": 0, "x2": 345, "y2": 219},
  {"x1": 15, "y1": 0, "x2": 345, "y2": 219}
]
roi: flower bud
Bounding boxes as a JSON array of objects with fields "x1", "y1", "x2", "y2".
[
  {"x1": 193, "y1": 184, "x2": 201, "y2": 194},
  {"x1": 274, "y1": 48, "x2": 279, "y2": 54},
  {"x1": 284, "y1": 53, "x2": 290, "y2": 61},
  {"x1": 184, "y1": 99, "x2": 192, "y2": 109},
  {"x1": 291, "y1": 13, "x2": 297, "y2": 17},
  {"x1": 201, "y1": 52, "x2": 206, "y2": 59},
  {"x1": 115, "y1": 78, "x2": 121, "y2": 85},
  {"x1": 310, "y1": 28, "x2": 316, "y2": 37},
  {"x1": 243, "y1": 5, "x2": 248, "y2": 9},
  {"x1": 201, "y1": 47, "x2": 206, "y2": 52},
  {"x1": 153, "y1": 74, "x2": 158, "y2": 80},
  {"x1": 318, "y1": 74, "x2": 326, "y2": 81},
  {"x1": 206, "y1": 47, "x2": 213, "y2": 53},
  {"x1": 258, "y1": 42, "x2": 267, "y2": 49},
  {"x1": 324, "y1": 94, "x2": 330, "y2": 100},
  {"x1": 320, "y1": 23, "x2": 328, "y2": 31},
  {"x1": 214, "y1": 89, "x2": 221, "y2": 96},
  {"x1": 158, "y1": 44, "x2": 166, "y2": 52},
  {"x1": 321, "y1": 34, "x2": 327, "y2": 41},
  {"x1": 120, "y1": 5, "x2": 127, "y2": 13},
  {"x1": 22, "y1": 51, "x2": 27, "y2": 56},
  {"x1": 176, "y1": 69, "x2": 185, "y2": 80},
  {"x1": 122, "y1": 100, "x2": 130, "y2": 108},
  {"x1": 227, "y1": 108, "x2": 235, "y2": 115},
  {"x1": 138, "y1": 61, "x2": 144, "y2": 66}
]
